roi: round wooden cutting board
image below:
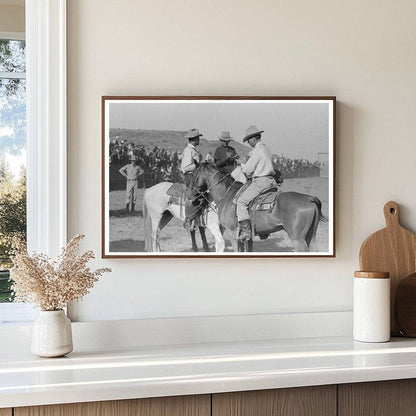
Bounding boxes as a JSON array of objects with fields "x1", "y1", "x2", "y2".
[{"x1": 359, "y1": 201, "x2": 416, "y2": 336}]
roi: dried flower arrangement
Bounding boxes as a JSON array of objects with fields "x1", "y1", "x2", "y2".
[{"x1": 10, "y1": 234, "x2": 111, "y2": 311}]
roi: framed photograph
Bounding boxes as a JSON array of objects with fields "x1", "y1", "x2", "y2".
[{"x1": 102, "y1": 96, "x2": 335, "y2": 258}]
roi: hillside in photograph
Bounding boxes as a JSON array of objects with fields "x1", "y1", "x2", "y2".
[{"x1": 109, "y1": 128, "x2": 251, "y2": 158}]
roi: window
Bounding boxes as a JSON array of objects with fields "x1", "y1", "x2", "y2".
[
  {"x1": 0, "y1": 34, "x2": 26, "y2": 308},
  {"x1": 0, "y1": 0, "x2": 67, "y2": 324}
]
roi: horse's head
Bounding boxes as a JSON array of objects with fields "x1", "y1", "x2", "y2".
[{"x1": 186, "y1": 162, "x2": 217, "y2": 201}]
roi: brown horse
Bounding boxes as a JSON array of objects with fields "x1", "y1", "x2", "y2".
[{"x1": 188, "y1": 163, "x2": 327, "y2": 253}]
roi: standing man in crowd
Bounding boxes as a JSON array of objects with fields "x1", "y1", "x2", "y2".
[
  {"x1": 181, "y1": 128, "x2": 203, "y2": 229},
  {"x1": 119, "y1": 155, "x2": 144, "y2": 212},
  {"x1": 214, "y1": 131, "x2": 237, "y2": 174},
  {"x1": 236, "y1": 125, "x2": 277, "y2": 242}
]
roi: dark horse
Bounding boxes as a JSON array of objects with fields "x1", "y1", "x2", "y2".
[{"x1": 188, "y1": 163, "x2": 327, "y2": 252}]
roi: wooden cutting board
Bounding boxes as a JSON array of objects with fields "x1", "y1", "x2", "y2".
[{"x1": 359, "y1": 201, "x2": 416, "y2": 336}]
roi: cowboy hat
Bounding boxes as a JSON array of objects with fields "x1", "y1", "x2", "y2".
[
  {"x1": 130, "y1": 155, "x2": 138, "y2": 161},
  {"x1": 243, "y1": 125, "x2": 264, "y2": 142},
  {"x1": 184, "y1": 128, "x2": 203, "y2": 140},
  {"x1": 218, "y1": 131, "x2": 233, "y2": 141}
]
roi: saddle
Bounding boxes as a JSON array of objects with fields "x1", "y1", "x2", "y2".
[
  {"x1": 234, "y1": 187, "x2": 280, "y2": 240},
  {"x1": 166, "y1": 182, "x2": 186, "y2": 204},
  {"x1": 251, "y1": 188, "x2": 280, "y2": 240},
  {"x1": 166, "y1": 182, "x2": 188, "y2": 205},
  {"x1": 249, "y1": 187, "x2": 279, "y2": 213},
  {"x1": 166, "y1": 182, "x2": 206, "y2": 227}
]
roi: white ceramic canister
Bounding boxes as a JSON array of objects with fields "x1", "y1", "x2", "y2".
[
  {"x1": 353, "y1": 271, "x2": 390, "y2": 342},
  {"x1": 31, "y1": 310, "x2": 73, "y2": 357}
]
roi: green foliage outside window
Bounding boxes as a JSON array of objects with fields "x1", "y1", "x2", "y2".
[
  {"x1": 0, "y1": 161, "x2": 26, "y2": 302},
  {"x1": 0, "y1": 39, "x2": 27, "y2": 302}
]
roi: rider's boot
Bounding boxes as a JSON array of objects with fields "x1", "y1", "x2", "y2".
[
  {"x1": 238, "y1": 220, "x2": 252, "y2": 242},
  {"x1": 125, "y1": 203, "x2": 129, "y2": 212}
]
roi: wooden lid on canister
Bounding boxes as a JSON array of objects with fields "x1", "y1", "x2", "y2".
[{"x1": 354, "y1": 271, "x2": 390, "y2": 279}]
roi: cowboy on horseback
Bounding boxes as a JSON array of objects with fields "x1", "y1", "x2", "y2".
[
  {"x1": 236, "y1": 125, "x2": 277, "y2": 242},
  {"x1": 181, "y1": 128, "x2": 204, "y2": 230},
  {"x1": 181, "y1": 128, "x2": 203, "y2": 185},
  {"x1": 214, "y1": 131, "x2": 237, "y2": 174}
]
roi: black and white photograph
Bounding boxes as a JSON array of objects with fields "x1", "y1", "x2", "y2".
[{"x1": 102, "y1": 97, "x2": 335, "y2": 257}]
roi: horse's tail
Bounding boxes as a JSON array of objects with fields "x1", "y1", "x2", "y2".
[
  {"x1": 305, "y1": 196, "x2": 326, "y2": 249},
  {"x1": 143, "y1": 191, "x2": 153, "y2": 252},
  {"x1": 310, "y1": 196, "x2": 328, "y2": 223}
]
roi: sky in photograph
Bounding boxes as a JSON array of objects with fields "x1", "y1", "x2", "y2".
[
  {"x1": 109, "y1": 100, "x2": 331, "y2": 161},
  {"x1": 0, "y1": 40, "x2": 26, "y2": 181}
]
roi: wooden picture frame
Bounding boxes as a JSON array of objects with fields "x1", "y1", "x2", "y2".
[{"x1": 102, "y1": 96, "x2": 336, "y2": 258}]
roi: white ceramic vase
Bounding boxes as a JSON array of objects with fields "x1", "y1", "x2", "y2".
[{"x1": 31, "y1": 310, "x2": 73, "y2": 357}]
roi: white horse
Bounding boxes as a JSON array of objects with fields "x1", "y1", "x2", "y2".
[{"x1": 143, "y1": 182, "x2": 225, "y2": 253}]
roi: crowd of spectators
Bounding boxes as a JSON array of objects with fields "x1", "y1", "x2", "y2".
[
  {"x1": 275, "y1": 156, "x2": 322, "y2": 179},
  {"x1": 110, "y1": 139, "x2": 182, "y2": 188},
  {"x1": 109, "y1": 139, "x2": 323, "y2": 189}
]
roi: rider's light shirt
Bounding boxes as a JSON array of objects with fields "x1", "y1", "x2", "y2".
[
  {"x1": 241, "y1": 142, "x2": 275, "y2": 178},
  {"x1": 181, "y1": 143, "x2": 202, "y2": 173}
]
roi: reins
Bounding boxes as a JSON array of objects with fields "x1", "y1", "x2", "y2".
[{"x1": 189, "y1": 168, "x2": 234, "y2": 213}]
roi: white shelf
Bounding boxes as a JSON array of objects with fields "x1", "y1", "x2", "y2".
[{"x1": 2, "y1": 335, "x2": 416, "y2": 408}]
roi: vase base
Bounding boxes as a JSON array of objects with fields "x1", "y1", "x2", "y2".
[{"x1": 31, "y1": 344, "x2": 73, "y2": 358}]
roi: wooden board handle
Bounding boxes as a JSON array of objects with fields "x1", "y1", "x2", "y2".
[{"x1": 384, "y1": 201, "x2": 400, "y2": 228}]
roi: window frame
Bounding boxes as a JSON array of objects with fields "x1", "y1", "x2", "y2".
[
  {"x1": 0, "y1": 0, "x2": 67, "y2": 323},
  {"x1": 0, "y1": 31, "x2": 24, "y2": 41}
]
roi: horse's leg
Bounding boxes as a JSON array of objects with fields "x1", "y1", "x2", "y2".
[
  {"x1": 210, "y1": 226, "x2": 225, "y2": 253},
  {"x1": 285, "y1": 211, "x2": 311, "y2": 253},
  {"x1": 238, "y1": 240, "x2": 246, "y2": 252},
  {"x1": 292, "y1": 239, "x2": 309, "y2": 252},
  {"x1": 247, "y1": 239, "x2": 253, "y2": 252},
  {"x1": 198, "y1": 226, "x2": 210, "y2": 252},
  {"x1": 152, "y1": 216, "x2": 162, "y2": 252},
  {"x1": 230, "y1": 238, "x2": 239, "y2": 252},
  {"x1": 159, "y1": 211, "x2": 173, "y2": 231},
  {"x1": 242, "y1": 239, "x2": 253, "y2": 252},
  {"x1": 206, "y1": 212, "x2": 225, "y2": 252},
  {"x1": 190, "y1": 230, "x2": 198, "y2": 252},
  {"x1": 143, "y1": 183, "x2": 175, "y2": 253},
  {"x1": 165, "y1": 203, "x2": 201, "y2": 253},
  {"x1": 226, "y1": 227, "x2": 243, "y2": 251},
  {"x1": 295, "y1": 207, "x2": 319, "y2": 252},
  {"x1": 308, "y1": 235, "x2": 319, "y2": 252},
  {"x1": 150, "y1": 211, "x2": 164, "y2": 252},
  {"x1": 143, "y1": 194, "x2": 161, "y2": 252}
]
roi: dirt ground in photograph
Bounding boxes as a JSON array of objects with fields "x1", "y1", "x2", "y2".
[{"x1": 109, "y1": 177, "x2": 329, "y2": 253}]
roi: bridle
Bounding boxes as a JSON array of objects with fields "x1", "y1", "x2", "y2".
[{"x1": 189, "y1": 168, "x2": 233, "y2": 212}]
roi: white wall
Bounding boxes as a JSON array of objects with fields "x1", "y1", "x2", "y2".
[{"x1": 67, "y1": 0, "x2": 416, "y2": 322}]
